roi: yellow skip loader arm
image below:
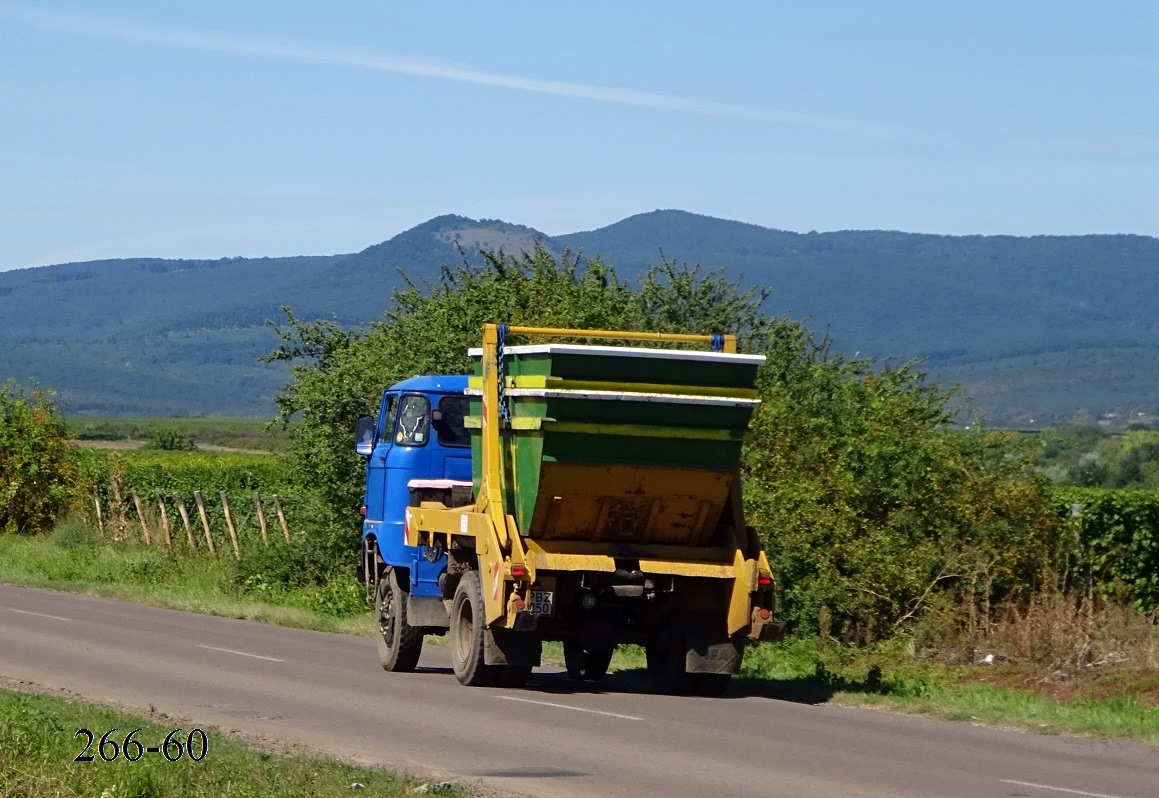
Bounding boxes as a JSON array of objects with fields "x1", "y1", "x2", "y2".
[{"x1": 404, "y1": 324, "x2": 778, "y2": 640}]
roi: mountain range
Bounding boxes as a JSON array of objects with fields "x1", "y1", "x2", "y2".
[{"x1": 3, "y1": 210, "x2": 1156, "y2": 426}]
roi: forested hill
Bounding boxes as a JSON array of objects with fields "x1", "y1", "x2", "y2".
[
  {"x1": 0, "y1": 215, "x2": 543, "y2": 416},
  {"x1": 559, "y1": 212, "x2": 1159, "y2": 361},
  {"x1": 2, "y1": 210, "x2": 1156, "y2": 424}
]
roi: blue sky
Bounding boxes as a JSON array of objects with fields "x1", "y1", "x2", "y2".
[{"x1": 1, "y1": 2, "x2": 1156, "y2": 270}]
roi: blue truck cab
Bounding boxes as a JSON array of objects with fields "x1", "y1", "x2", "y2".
[{"x1": 355, "y1": 375, "x2": 471, "y2": 600}]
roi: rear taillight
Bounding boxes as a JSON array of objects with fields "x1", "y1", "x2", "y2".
[{"x1": 511, "y1": 564, "x2": 527, "y2": 579}]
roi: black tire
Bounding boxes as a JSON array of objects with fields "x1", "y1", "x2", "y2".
[
  {"x1": 563, "y1": 641, "x2": 613, "y2": 682},
  {"x1": 375, "y1": 568, "x2": 423, "y2": 672},
  {"x1": 451, "y1": 570, "x2": 500, "y2": 686},
  {"x1": 645, "y1": 620, "x2": 699, "y2": 695},
  {"x1": 496, "y1": 665, "x2": 532, "y2": 688}
]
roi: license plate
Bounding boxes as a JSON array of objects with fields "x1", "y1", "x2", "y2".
[{"x1": 528, "y1": 590, "x2": 554, "y2": 616}]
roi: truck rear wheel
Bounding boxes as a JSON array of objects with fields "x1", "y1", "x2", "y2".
[
  {"x1": 646, "y1": 621, "x2": 699, "y2": 695},
  {"x1": 564, "y1": 641, "x2": 613, "y2": 682},
  {"x1": 376, "y1": 568, "x2": 423, "y2": 672},
  {"x1": 451, "y1": 570, "x2": 500, "y2": 686},
  {"x1": 496, "y1": 665, "x2": 532, "y2": 688},
  {"x1": 696, "y1": 673, "x2": 732, "y2": 697}
]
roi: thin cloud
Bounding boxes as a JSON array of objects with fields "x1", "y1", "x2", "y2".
[
  {"x1": 1008, "y1": 133, "x2": 1159, "y2": 157},
  {"x1": 0, "y1": 4, "x2": 914, "y2": 140}
]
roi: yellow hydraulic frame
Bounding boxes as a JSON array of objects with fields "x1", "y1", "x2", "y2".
[{"x1": 403, "y1": 324, "x2": 775, "y2": 636}]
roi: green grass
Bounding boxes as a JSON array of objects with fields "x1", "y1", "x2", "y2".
[
  {"x1": 0, "y1": 527, "x2": 372, "y2": 636},
  {"x1": 0, "y1": 687, "x2": 464, "y2": 798},
  {"x1": 733, "y1": 637, "x2": 1159, "y2": 744}
]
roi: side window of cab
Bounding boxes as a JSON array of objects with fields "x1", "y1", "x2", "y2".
[
  {"x1": 378, "y1": 394, "x2": 399, "y2": 444},
  {"x1": 434, "y1": 395, "x2": 470, "y2": 448},
  {"x1": 394, "y1": 394, "x2": 431, "y2": 446}
]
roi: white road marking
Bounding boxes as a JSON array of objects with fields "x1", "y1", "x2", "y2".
[
  {"x1": 499, "y1": 695, "x2": 643, "y2": 720},
  {"x1": 195, "y1": 644, "x2": 285, "y2": 662},
  {"x1": 999, "y1": 779, "x2": 1130, "y2": 798},
  {"x1": 9, "y1": 608, "x2": 71, "y2": 621}
]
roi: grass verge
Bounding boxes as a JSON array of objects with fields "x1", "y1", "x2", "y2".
[
  {"x1": 732, "y1": 637, "x2": 1159, "y2": 744},
  {"x1": 0, "y1": 686, "x2": 463, "y2": 797},
  {"x1": 0, "y1": 529, "x2": 372, "y2": 636}
]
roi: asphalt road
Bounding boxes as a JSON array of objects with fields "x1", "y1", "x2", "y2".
[{"x1": 1, "y1": 583, "x2": 1156, "y2": 798}]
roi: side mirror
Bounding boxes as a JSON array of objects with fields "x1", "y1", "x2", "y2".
[{"x1": 354, "y1": 415, "x2": 375, "y2": 457}]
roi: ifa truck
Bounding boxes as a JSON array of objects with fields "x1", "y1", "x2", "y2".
[{"x1": 354, "y1": 324, "x2": 779, "y2": 695}]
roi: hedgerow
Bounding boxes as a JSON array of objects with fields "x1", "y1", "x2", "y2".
[
  {"x1": 77, "y1": 449, "x2": 293, "y2": 498},
  {"x1": 1050, "y1": 486, "x2": 1159, "y2": 615}
]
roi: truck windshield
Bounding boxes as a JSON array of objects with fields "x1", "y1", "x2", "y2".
[
  {"x1": 435, "y1": 395, "x2": 470, "y2": 448},
  {"x1": 394, "y1": 395, "x2": 430, "y2": 446}
]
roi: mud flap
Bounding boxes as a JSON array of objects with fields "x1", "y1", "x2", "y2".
[
  {"x1": 406, "y1": 595, "x2": 450, "y2": 629},
  {"x1": 757, "y1": 620, "x2": 786, "y2": 642},
  {"x1": 483, "y1": 627, "x2": 542, "y2": 667},
  {"x1": 679, "y1": 579, "x2": 744, "y2": 675},
  {"x1": 684, "y1": 636, "x2": 743, "y2": 675}
]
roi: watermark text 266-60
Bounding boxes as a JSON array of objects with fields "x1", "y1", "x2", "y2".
[{"x1": 74, "y1": 728, "x2": 208, "y2": 762}]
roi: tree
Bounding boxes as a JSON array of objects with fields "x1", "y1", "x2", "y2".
[
  {"x1": 1068, "y1": 430, "x2": 1159, "y2": 489},
  {"x1": 0, "y1": 380, "x2": 78, "y2": 535},
  {"x1": 742, "y1": 334, "x2": 1059, "y2": 641}
]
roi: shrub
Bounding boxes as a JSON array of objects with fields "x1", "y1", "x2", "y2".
[
  {"x1": 234, "y1": 520, "x2": 352, "y2": 593},
  {"x1": 147, "y1": 428, "x2": 197, "y2": 451},
  {"x1": 0, "y1": 381, "x2": 79, "y2": 534},
  {"x1": 742, "y1": 330, "x2": 1061, "y2": 642},
  {"x1": 297, "y1": 577, "x2": 367, "y2": 618},
  {"x1": 50, "y1": 513, "x2": 101, "y2": 549}
]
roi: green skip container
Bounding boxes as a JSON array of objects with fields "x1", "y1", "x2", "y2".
[{"x1": 467, "y1": 344, "x2": 765, "y2": 546}]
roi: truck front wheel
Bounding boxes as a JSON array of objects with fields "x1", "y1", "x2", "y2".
[
  {"x1": 450, "y1": 570, "x2": 500, "y2": 686},
  {"x1": 376, "y1": 568, "x2": 423, "y2": 672}
]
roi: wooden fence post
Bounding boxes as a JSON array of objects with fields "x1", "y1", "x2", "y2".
[
  {"x1": 253, "y1": 492, "x2": 269, "y2": 546},
  {"x1": 173, "y1": 492, "x2": 197, "y2": 552},
  {"x1": 272, "y1": 495, "x2": 291, "y2": 541},
  {"x1": 109, "y1": 475, "x2": 126, "y2": 541},
  {"x1": 93, "y1": 490, "x2": 105, "y2": 537},
  {"x1": 130, "y1": 488, "x2": 152, "y2": 545},
  {"x1": 155, "y1": 489, "x2": 173, "y2": 549},
  {"x1": 193, "y1": 490, "x2": 217, "y2": 556},
  {"x1": 220, "y1": 491, "x2": 241, "y2": 560}
]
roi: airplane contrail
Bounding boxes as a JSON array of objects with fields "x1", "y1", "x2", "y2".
[{"x1": 0, "y1": 4, "x2": 916, "y2": 140}]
